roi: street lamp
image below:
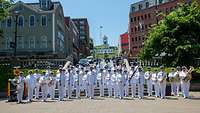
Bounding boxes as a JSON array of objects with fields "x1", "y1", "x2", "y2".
[{"x1": 13, "y1": 10, "x2": 20, "y2": 58}]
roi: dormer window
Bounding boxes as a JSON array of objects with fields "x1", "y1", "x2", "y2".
[{"x1": 39, "y1": 0, "x2": 52, "y2": 10}]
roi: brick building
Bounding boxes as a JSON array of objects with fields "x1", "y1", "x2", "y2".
[
  {"x1": 72, "y1": 18, "x2": 90, "y2": 58},
  {"x1": 128, "y1": 0, "x2": 192, "y2": 57}
]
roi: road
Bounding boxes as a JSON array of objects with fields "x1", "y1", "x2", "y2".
[{"x1": 1, "y1": 92, "x2": 200, "y2": 113}]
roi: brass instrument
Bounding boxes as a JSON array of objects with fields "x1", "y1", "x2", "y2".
[
  {"x1": 183, "y1": 66, "x2": 194, "y2": 82},
  {"x1": 174, "y1": 72, "x2": 180, "y2": 82},
  {"x1": 160, "y1": 73, "x2": 167, "y2": 84}
]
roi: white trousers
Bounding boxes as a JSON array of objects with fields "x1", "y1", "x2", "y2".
[
  {"x1": 159, "y1": 82, "x2": 166, "y2": 98},
  {"x1": 118, "y1": 82, "x2": 124, "y2": 98},
  {"x1": 49, "y1": 84, "x2": 56, "y2": 99},
  {"x1": 41, "y1": 85, "x2": 48, "y2": 101},
  {"x1": 171, "y1": 82, "x2": 177, "y2": 95},
  {"x1": 58, "y1": 85, "x2": 65, "y2": 100},
  {"x1": 181, "y1": 81, "x2": 190, "y2": 98},
  {"x1": 153, "y1": 82, "x2": 160, "y2": 97},
  {"x1": 124, "y1": 82, "x2": 129, "y2": 96},
  {"x1": 99, "y1": 81, "x2": 104, "y2": 96},
  {"x1": 137, "y1": 83, "x2": 144, "y2": 98},
  {"x1": 88, "y1": 84, "x2": 94, "y2": 98},
  {"x1": 107, "y1": 82, "x2": 112, "y2": 97},
  {"x1": 27, "y1": 86, "x2": 34, "y2": 101},
  {"x1": 113, "y1": 82, "x2": 118, "y2": 98},
  {"x1": 17, "y1": 86, "x2": 24, "y2": 102},
  {"x1": 35, "y1": 84, "x2": 40, "y2": 98},
  {"x1": 146, "y1": 80, "x2": 152, "y2": 96},
  {"x1": 74, "y1": 81, "x2": 80, "y2": 98},
  {"x1": 131, "y1": 83, "x2": 136, "y2": 97}
]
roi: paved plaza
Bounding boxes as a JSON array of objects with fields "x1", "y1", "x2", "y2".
[{"x1": 0, "y1": 92, "x2": 200, "y2": 113}]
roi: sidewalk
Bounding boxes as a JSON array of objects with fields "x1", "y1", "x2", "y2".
[{"x1": 0, "y1": 92, "x2": 200, "y2": 113}]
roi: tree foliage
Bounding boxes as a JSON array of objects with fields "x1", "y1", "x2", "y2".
[
  {"x1": 0, "y1": 0, "x2": 12, "y2": 38},
  {"x1": 139, "y1": 1, "x2": 200, "y2": 67}
]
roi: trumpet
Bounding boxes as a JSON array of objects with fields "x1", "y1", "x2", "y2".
[{"x1": 183, "y1": 66, "x2": 194, "y2": 82}]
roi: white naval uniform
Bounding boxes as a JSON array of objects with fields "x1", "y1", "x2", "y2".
[
  {"x1": 151, "y1": 73, "x2": 160, "y2": 97},
  {"x1": 65, "y1": 71, "x2": 73, "y2": 99},
  {"x1": 174, "y1": 71, "x2": 181, "y2": 96},
  {"x1": 157, "y1": 71, "x2": 167, "y2": 99},
  {"x1": 168, "y1": 71, "x2": 177, "y2": 95},
  {"x1": 48, "y1": 76, "x2": 56, "y2": 99},
  {"x1": 135, "y1": 71, "x2": 145, "y2": 98},
  {"x1": 26, "y1": 74, "x2": 36, "y2": 101},
  {"x1": 73, "y1": 72, "x2": 80, "y2": 98},
  {"x1": 129, "y1": 70, "x2": 137, "y2": 97},
  {"x1": 144, "y1": 71, "x2": 153, "y2": 96},
  {"x1": 16, "y1": 76, "x2": 25, "y2": 103},
  {"x1": 87, "y1": 70, "x2": 96, "y2": 99},
  {"x1": 97, "y1": 72, "x2": 105, "y2": 97},
  {"x1": 111, "y1": 72, "x2": 118, "y2": 98},
  {"x1": 57, "y1": 72, "x2": 66, "y2": 101},
  {"x1": 116, "y1": 72, "x2": 125, "y2": 99},
  {"x1": 105, "y1": 72, "x2": 112, "y2": 97},
  {"x1": 123, "y1": 72, "x2": 129, "y2": 97},
  {"x1": 179, "y1": 71, "x2": 190, "y2": 98},
  {"x1": 82, "y1": 73, "x2": 89, "y2": 97},
  {"x1": 39, "y1": 75, "x2": 49, "y2": 101},
  {"x1": 33, "y1": 73, "x2": 41, "y2": 99}
]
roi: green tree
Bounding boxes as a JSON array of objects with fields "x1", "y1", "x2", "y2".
[
  {"x1": 0, "y1": 0, "x2": 12, "y2": 38},
  {"x1": 139, "y1": 1, "x2": 200, "y2": 67}
]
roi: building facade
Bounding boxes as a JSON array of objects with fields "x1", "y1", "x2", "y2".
[
  {"x1": 128, "y1": 0, "x2": 193, "y2": 57},
  {"x1": 119, "y1": 32, "x2": 129, "y2": 56},
  {"x1": 0, "y1": 0, "x2": 69, "y2": 59},
  {"x1": 64, "y1": 17, "x2": 80, "y2": 63},
  {"x1": 72, "y1": 18, "x2": 90, "y2": 58}
]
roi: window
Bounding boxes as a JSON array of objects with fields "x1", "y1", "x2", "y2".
[
  {"x1": 80, "y1": 20, "x2": 84, "y2": 25},
  {"x1": 41, "y1": 36, "x2": 47, "y2": 48},
  {"x1": 29, "y1": 15, "x2": 35, "y2": 27},
  {"x1": 148, "y1": 13, "x2": 151, "y2": 19},
  {"x1": 134, "y1": 17, "x2": 136, "y2": 21},
  {"x1": 80, "y1": 36, "x2": 85, "y2": 39},
  {"x1": 146, "y1": 2, "x2": 149, "y2": 8},
  {"x1": 166, "y1": 8, "x2": 169, "y2": 14},
  {"x1": 135, "y1": 27, "x2": 137, "y2": 32},
  {"x1": 132, "y1": 7, "x2": 135, "y2": 12},
  {"x1": 41, "y1": 15, "x2": 47, "y2": 26},
  {"x1": 139, "y1": 36, "x2": 141, "y2": 41},
  {"x1": 145, "y1": 25, "x2": 147, "y2": 29},
  {"x1": 7, "y1": 17, "x2": 12, "y2": 27},
  {"x1": 17, "y1": 37, "x2": 24, "y2": 48},
  {"x1": 139, "y1": 4, "x2": 142, "y2": 10},
  {"x1": 159, "y1": 0, "x2": 163, "y2": 4},
  {"x1": 144, "y1": 14, "x2": 147, "y2": 19},
  {"x1": 131, "y1": 28, "x2": 133, "y2": 32},
  {"x1": 18, "y1": 16, "x2": 24, "y2": 27},
  {"x1": 5, "y1": 37, "x2": 12, "y2": 49},
  {"x1": 135, "y1": 37, "x2": 138, "y2": 41},
  {"x1": 132, "y1": 38, "x2": 134, "y2": 42},
  {"x1": 41, "y1": 0, "x2": 47, "y2": 7},
  {"x1": 130, "y1": 18, "x2": 133, "y2": 22},
  {"x1": 141, "y1": 15, "x2": 143, "y2": 20},
  {"x1": 137, "y1": 16, "x2": 140, "y2": 21},
  {"x1": 29, "y1": 37, "x2": 35, "y2": 48},
  {"x1": 80, "y1": 26, "x2": 84, "y2": 30},
  {"x1": 170, "y1": 7, "x2": 173, "y2": 11}
]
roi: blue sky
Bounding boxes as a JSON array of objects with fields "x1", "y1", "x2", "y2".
[{"x1": 20, "y1": 0, "x2": 139, "y2": 46}]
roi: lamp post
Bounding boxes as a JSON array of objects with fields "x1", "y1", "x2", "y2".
[{"x1": 13, "y1": 11, "x2": 20, "y2": 58}]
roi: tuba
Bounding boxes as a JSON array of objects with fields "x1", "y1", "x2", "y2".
[{"x1": 183, "y1": 66, "x2": 194, "y2": 82}]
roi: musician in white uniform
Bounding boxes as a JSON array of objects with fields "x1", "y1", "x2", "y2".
[
  {"x1": 48, "y1": 72, "x2": 56, "y2": 100},
  {"x1": 168, "y1": 68, "x2": 177, "y2": 95},
  {"x1": 135, "y1": 67, "x2": 145, "y2": 99},
  {"x1": 33, "y1": 69, "x2": 41, "y2": 99},
  {"x1": 39, "y1": 71, "x2": 49, "y2": 102},
  {"x1": 116, "y1": 69, "x2": 125, "y2": 99},
  {"x1": 74, "y1": 70, "x2": 80, "y2": 98},
  {"x1": 179, "y1": 66, "x2": 192, "y2": 99},
  {"x1": 174, "y1": 66, "x2": 181, "y2": 96},
  {"x1": 83, "y1": 70, "x2": 89, "y2": 97},
  {"x1": 87, "y1": 67, "x2": 96, "y2": 99},
  {"x1": 97, "y1": 69, "x2": 105, "y2": 97},
  {"x1": 26, "y1": 70, "x2": 36, "y2": 102},
  {"x1": 123, "y1": 70, "x2": 129, "y2": 97},
  {"x1": 111, "y1": 69, "x2": 118, "y2": 98},
  {"x1": 152, "y1": 69, "x2": 159, "y2": 98},
  {"x1": 16, "y1": 72, "x2": 25, "y2": 104},
  {"x1": 157, "y1": 66, "x2": 167, "y2": 99},
  {"x1": 144, "y1": 67, "x2": 152, "y2": 96},
  {"x1": 129, "y1": 66, "x2": 137, "y2": 98},
  {"x1": 57, "y1": 68, "x2": 66, "y2": 101},
  {"x1": 105, "y1": 69, "x2": 112, "y2": 97}
]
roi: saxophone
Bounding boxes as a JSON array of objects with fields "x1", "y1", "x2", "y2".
[
  {"x1": 183, "y1": 66, "x2": 194, "y2": 82},
  {"x1": 160, "y1": 72, "x2": 167, "y2": 84}
]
